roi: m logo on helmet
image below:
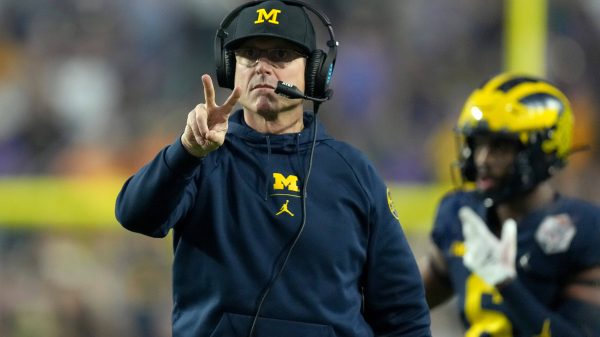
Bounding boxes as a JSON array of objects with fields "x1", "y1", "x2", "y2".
[
  {"x1": 255, "y1": 8, "x2": 281, "y2": 24},
  {"x1": 273, "y1": 173, "x2": 299, "y2": 192}
]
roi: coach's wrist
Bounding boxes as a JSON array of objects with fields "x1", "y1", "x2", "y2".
[{"x1": 181, "y1": 135, "x2": 210, "y2": 158}]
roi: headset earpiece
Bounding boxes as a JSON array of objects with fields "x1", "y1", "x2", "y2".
[
  {"x1": 215, "y1": 27, "x2": 231, "y2": 89},
  {"x1": 305, "y1": 49, "x2": 325, "y2": 98},
  {"x1": 222, "y1": 49, "x2": 236, "y2": 89}
]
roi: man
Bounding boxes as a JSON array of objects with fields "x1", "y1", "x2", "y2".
[
  {"x1": 420, "y1": 73, "x2": 600, "y2": 336},
  {"x1": 115, "y1": 1, "x2": 431, "y2": 336}
]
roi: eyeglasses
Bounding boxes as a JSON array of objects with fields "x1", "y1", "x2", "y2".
[{"x1": 234, "y1": 48, "x2": 307, "y2": 68}]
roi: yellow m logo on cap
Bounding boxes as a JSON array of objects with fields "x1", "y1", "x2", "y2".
[
  {"x1": 255, "y1": 8, "x2": 281, "y2": 24},
  {"x1": 273, "y1": 173, "x2": 299, "y2": 192}
]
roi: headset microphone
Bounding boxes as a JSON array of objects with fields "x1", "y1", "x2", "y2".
[{"x1": 275, "y1": 81, "x2": 331, "y2": 103}]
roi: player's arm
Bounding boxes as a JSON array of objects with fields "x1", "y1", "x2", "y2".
[
  {"x1": 564, "y1": 266, "x2": 600, "y2": 304},
  {"x1": 557, "y1": 266, "x2": 600, "y2": 335},
  {"x1": 460, "y1": 207, "x2": 600, "y2": 336},
  {"x1": 418, "y1": 243, "x2": 454, "y2": 308},
  {"x1": 498, "y1": 266, "x2": 600, "y2": 337}
]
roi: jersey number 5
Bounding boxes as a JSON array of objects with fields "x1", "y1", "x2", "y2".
[{"x1": 464, "y1": 274, "x2": 513, "y2": 337}]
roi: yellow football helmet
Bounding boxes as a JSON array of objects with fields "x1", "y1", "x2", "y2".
[{"x1": 455, "y1": 73, "x2": 574, "y2": 203}]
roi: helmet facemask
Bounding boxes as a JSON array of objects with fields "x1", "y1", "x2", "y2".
[{"x1": 458, "y1": 129, "x2": 564, "y2": 206}]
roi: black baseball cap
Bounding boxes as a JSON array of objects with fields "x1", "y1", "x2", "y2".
[{"x1": 224, "y1": 0, "x2": 316, "y2": 55}]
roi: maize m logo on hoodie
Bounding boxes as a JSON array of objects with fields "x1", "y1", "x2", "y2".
[
  {"x1": 272, "y1": 173, "x2": 300, "y2": 193},
  {"x1": 254, "y1": 8, "x2": 281, "y2": 24}
]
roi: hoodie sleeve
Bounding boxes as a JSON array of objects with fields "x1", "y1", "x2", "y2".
[
  {"x1": 361, "y1": 166, "x2": 432, "y2": 337},
  {"x1": 115, "y1": 137, "x2": 202, "y2": 238}
]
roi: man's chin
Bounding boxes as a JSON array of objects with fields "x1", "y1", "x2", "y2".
[
  {"x1": 253, "y1": 93, "x2": 275, "y2": 106},
  {"x1": 254, "y1": 105, "x2": 278, "y2": 120}
]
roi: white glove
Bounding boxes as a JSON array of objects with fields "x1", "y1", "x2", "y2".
[{"x1": 459, "y1": 206, "x2": 517, "y2": 286}]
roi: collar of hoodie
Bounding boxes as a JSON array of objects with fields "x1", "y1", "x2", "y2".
[{"x1": 227, "y1": 110, "x2": 330, "y2": 199}]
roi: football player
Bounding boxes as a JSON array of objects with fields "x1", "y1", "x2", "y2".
[{"x1": 420, "y1": 73, "x2": 600, "y2": 336}]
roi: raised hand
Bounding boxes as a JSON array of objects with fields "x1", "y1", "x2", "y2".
[
  {"x1": 181, "y1": 74, "x2": 241, "y2": 157},
  {"x1": 460, "y1": 206, "x2": 517, "y2": 286}
]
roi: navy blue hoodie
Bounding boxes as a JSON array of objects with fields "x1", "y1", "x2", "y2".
[{"x1": 116, "y1": 110, "x2": 431, "y2": 337}]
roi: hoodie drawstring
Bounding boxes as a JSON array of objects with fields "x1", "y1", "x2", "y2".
[
  {"x1": 264, "y1": 135, "x2": 272, "y2": 200},
  {"x1": 295, "y1": 134, "x2": 303, "y2": 182}
]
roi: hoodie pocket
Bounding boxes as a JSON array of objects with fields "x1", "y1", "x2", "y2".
[{"x1": 209, "y1": 312, "x2": 337, "y2": 337}]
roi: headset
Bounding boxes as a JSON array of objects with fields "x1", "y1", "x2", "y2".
[{"x1": 214, "y1": 0, "x2": 338, "y2": 100}]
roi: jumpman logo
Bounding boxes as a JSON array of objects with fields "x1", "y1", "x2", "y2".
[{"x1": 276, "y1": 200, "x2": 294, "y2": 216}]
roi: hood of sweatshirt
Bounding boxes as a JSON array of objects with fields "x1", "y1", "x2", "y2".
[
  {"x1": 225, "y1": 109, "x2": 333, "y2": 199},
  {"x1": 227, "y1": 110, "x2": 333, "y2": 153}
]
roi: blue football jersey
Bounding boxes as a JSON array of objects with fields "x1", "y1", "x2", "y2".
[{"x1": 431, "y1": 190, "x2": 600, "y2": 336}]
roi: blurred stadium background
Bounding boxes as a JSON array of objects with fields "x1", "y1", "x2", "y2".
[{"x1": 1, "y1": 0, "x2": 600, "y2": 335}]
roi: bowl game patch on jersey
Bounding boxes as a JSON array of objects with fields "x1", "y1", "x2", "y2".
[{"x1": 535, "y1": 214, "x2": 576, "y2": 254}]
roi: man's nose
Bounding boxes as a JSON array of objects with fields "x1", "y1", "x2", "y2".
[{"x1": 254, "y1": 57, "x2": 275, "y2": 72}]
